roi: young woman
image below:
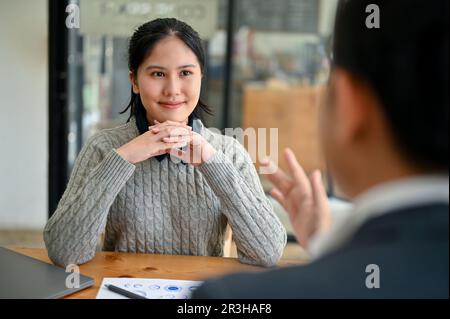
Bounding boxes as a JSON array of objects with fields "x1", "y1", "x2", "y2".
[{"x1": 44, "y1": 18, "x2": 286, "y2": 267}]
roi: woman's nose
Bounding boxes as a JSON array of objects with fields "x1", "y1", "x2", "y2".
[{"x1": 163, "y1": 76, "x2": 181, "y2": 97}]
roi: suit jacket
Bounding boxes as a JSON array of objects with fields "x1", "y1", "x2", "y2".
[{"x1": 193, "y1": 203, "x2": 449, "y2": 298}]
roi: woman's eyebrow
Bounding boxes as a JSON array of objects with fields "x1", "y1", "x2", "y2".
[
  {"x1": 177, "y1": 64, "x2": 197, "y2": 69},
  {"x1": 145, "y1": 64, "x2": 197, "y2": 71}
]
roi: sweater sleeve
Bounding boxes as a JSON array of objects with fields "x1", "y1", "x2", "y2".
[
  {"x1": 43, "y1": 132, "x2": 135, "y2": 267},
  {"x1": 198, "y1": 138, "x2": 287, "y2": 267}
]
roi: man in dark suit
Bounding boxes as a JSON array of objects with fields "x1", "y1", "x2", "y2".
[{"x1": 193, "y1": 0, "x2": 448, "y2": 298}]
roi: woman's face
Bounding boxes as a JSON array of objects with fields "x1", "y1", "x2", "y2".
[{"x1": 130, "y1": 35, "x2": 202, "y2": 123}]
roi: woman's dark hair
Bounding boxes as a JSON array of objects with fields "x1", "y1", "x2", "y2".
[{"x1": 120, "y1": 18, "x2": 212, "y2": 121}]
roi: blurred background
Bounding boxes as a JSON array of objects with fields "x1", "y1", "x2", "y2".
[{"x1": 0, "y1": 0, "x2": 352, "y2": 259}]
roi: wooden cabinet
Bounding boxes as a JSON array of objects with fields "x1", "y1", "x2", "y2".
[{"x1": 242, "y1": 84, "x2": 326, "y2": 175}]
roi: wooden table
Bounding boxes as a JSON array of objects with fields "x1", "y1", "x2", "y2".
[{"x1": 7, "y1": 247, "x2": 305, "y2": 299}]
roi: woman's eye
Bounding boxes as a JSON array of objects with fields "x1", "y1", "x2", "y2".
[
  {"x1": 152, "y1": 71, "x2": 164, "y2": 77},
  {"x1": 181, "y1": 70, "x2": 192, "y2": 76}
]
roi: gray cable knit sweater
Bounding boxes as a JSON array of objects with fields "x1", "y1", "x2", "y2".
[{"x1": 44, "y1": 117, "x2": 286, "y2": 267}]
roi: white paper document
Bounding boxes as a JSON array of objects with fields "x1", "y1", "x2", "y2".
[{"x1": 96, "y1": 277, "x2": 203, "y2": 299}]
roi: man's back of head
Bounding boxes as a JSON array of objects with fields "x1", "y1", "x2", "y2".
[{"x1": 323, "y1": 0, "x2": 449, "y2": 198}]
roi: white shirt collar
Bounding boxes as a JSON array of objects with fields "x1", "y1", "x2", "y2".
[{"x1": 309, "y1": 174, "x2": 449, "y2": 260}]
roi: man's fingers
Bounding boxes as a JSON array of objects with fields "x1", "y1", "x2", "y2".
[
  {"x1": 284, "y1": 148, "x2": 311, "y2": 192},
  {"x1": 262, "y1": 160, "x2": 292, "y2": 194},
  {"x1": 310, "y1": 170, "x2": 327, "y2": 203},
  {"x1": 270, "y1": 187, "x2": 288, "y2": 212},
  {"x1": 310, "y1": 170, "x2": 331, "y2": 230}
]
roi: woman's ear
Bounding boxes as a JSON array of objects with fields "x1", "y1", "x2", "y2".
[{"x1": 129, "y1": 71, "x2": 139, "y2": 94}]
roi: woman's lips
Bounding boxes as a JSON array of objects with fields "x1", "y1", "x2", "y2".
[{"x1": 158, "y1": 101, "x2": 186, "y2": 109}]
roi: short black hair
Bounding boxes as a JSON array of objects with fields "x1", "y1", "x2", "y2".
[{"x1": 333, "y1": 0, "x2": 449, "y2": 171}]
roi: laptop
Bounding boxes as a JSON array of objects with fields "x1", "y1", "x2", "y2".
[{"x1": 0, "y1": 247, "x2": 94, "y2": 299}]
